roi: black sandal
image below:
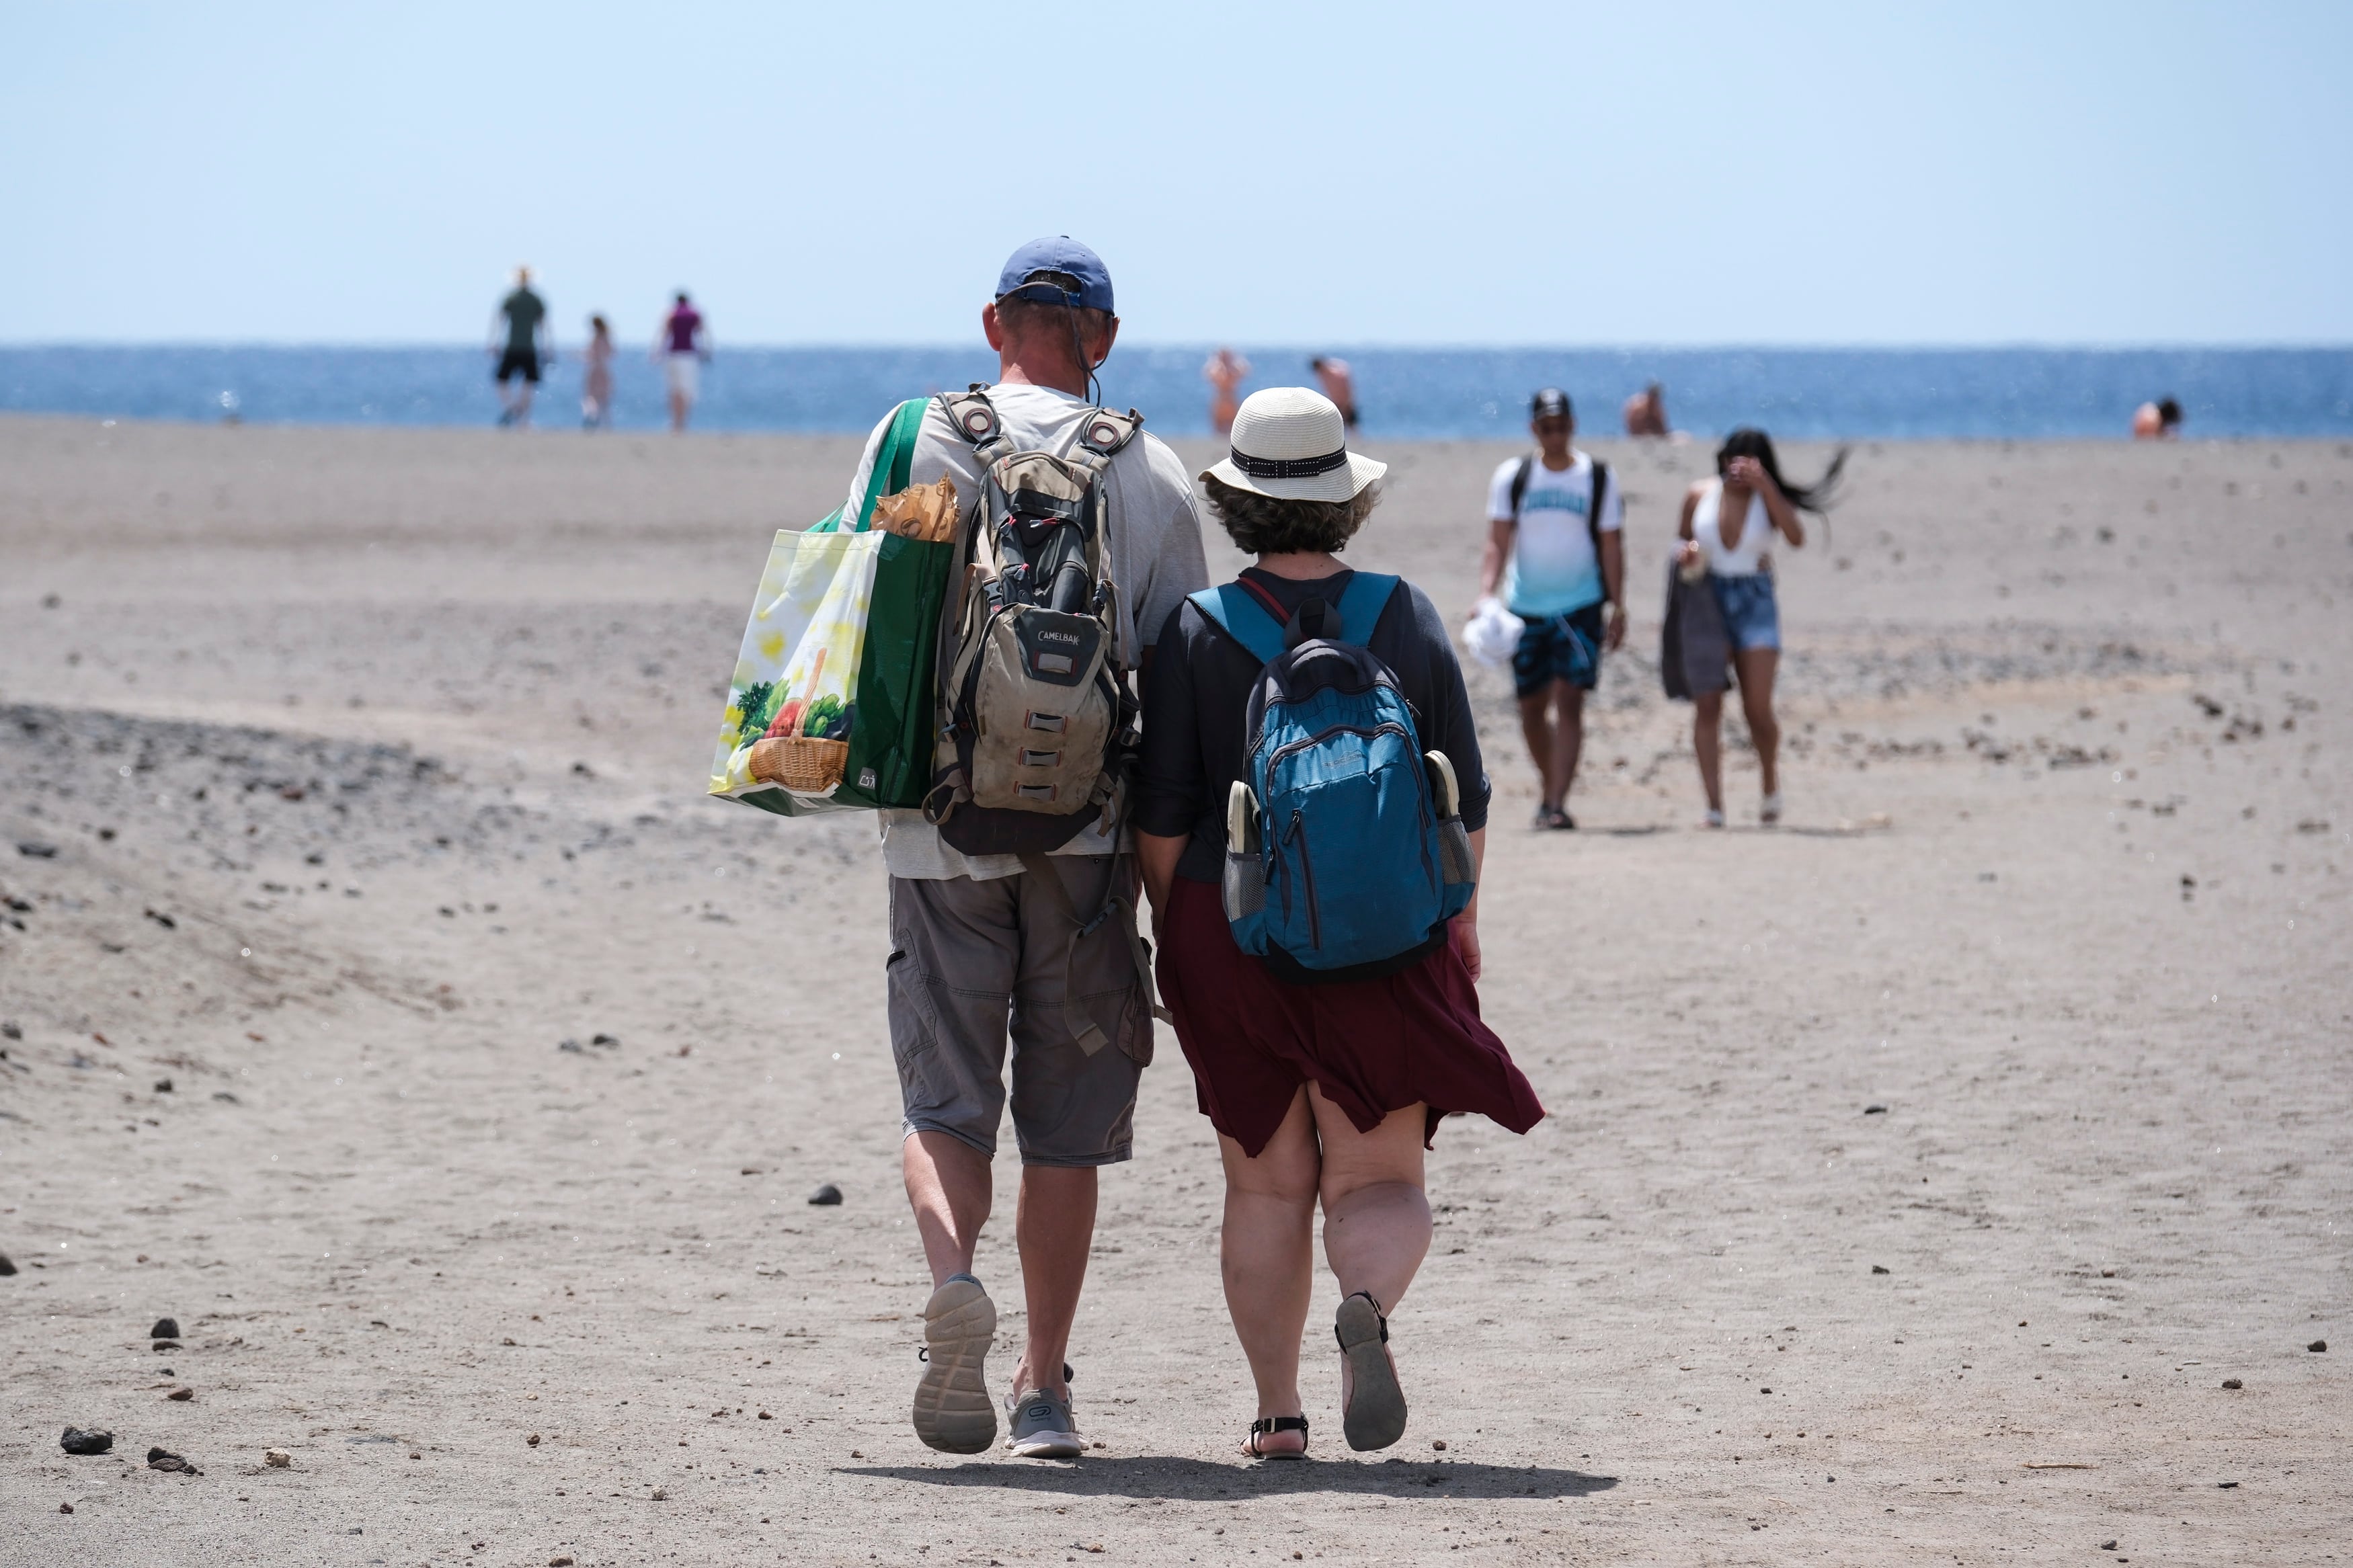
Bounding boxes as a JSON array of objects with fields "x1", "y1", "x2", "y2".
[
  {"x1": 1244, "y1": 1415, "x2": 1310, "y2": 1460},
  {"x1": 1334, "y1": 1292, "x2": 1408, "y2": 1452}
]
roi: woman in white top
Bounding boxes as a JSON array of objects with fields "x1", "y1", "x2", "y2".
[{"x1": 1675, "y1": 427, "x2": 1845, "y2": 827}]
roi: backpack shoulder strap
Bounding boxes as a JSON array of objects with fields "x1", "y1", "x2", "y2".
[
  {"x1": 1332, "y1": 571, "x2": 1401, "y2": 647},
  {"x1": 1188, "y1": 583, "x2": 1288, "y2": 666},
  {"x1": 1587, "y1": 458, "x2": 1611, "y2": 602},
  {"x1": 1066, "y1": 407, "x2": 1143, "y2": 481},
  {"x1": 939, "y1": 386, "x2": 1016, "y2": 465},
  {"x1": 1508, "y1": 455, "x2": 1533, "y2": 521}
]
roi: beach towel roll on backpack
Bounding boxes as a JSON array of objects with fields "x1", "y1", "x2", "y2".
[{"x1": 1192, "y1": 572, "x2": 1476, "y2": 984}]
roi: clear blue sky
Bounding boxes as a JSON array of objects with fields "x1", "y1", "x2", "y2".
[{"x1": 4, "y1": 1, "x2": 2347, "y2": 346}]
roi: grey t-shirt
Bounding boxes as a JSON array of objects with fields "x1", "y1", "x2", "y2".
[{"x1": 835, "y1": 382, "x2": 1210, "y2": 882}]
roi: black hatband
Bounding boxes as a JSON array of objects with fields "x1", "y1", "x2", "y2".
[{"x1": 1229, "y1": 446, "x2": 1350, "y2": 480}]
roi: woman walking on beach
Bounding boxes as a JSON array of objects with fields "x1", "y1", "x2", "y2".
[
  {"x1": 580, "y1": 315, "x2": 616, "y2": 429},
  {"x1": 1676, "y1": 427, "x2": 1843, "y2": 827},
  {"x1": 655, "y1": 292, "x2": 710, "y2": 431},
  {"x1": 1135, "y1": 388, "x2": 1544, "y2": 1459}
]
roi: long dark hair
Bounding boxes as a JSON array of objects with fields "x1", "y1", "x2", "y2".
[{"x1": 1716, "y1": 427, "x2": 1849, "y2": 514}]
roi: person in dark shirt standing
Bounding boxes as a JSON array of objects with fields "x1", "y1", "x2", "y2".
[
  {"x1": 489, "y1": 267, "x2": 552, "y2": 427},
  {"x1": 1133, "y1": 387, "x2": 1542, "y2": 1459}
]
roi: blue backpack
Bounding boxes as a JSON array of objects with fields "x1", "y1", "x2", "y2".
[{"x1": 1189, "y1": 572, "x2": 1477, "y2": 985}]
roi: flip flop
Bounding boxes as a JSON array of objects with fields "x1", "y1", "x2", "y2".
[
  {"x1": 1334, "y1": 1292, "x2": 1407, "y2": 1452},
  {"x1": 1243, "y1": 1415, "x2": 1310, "y2": 1461}
]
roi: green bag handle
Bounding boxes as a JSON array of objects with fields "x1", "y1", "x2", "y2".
[{"x1": 809, "y1": 397, "x2": 928, "y2": 534}]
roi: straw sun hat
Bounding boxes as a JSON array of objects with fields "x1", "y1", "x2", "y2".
[{"x1": 1199, "y1": 386, "x2": 1385, "y2": 504}]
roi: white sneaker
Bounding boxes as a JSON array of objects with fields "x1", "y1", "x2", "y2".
[
  {"x1": 912, "y1": 1275, "x2": 996, "y2": 1454},
  {"x1": 1760, "y1": 792, "x2": 1783, "y2": 826},
  {"x1": 1702, "y1": 808, "x2": 1726, "y2": 829}
]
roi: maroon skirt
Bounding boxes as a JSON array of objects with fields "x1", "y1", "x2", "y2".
[{"x1": 1156, "y1": 876, "x2": 1546, "y2": 1158}]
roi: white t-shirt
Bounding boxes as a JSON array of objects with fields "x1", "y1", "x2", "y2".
[
  {"x1": 1486, "y1": 450, "x2": 1623, "y2": 618},
  {"x1": 836, "y1": 382, "x2": 1211, "y2": 882}
]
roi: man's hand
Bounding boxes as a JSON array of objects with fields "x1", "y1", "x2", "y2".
[
  {"x1": 1604, "y1": 604, "x2": 1628, "y2": 651},
  {"x1": 1449, "y1": 915, "x2": 1481, "y2": 983}
]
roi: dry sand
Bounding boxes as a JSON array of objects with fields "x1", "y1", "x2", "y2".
[{"x1": 1, "y1": 415, "x2": 2347, "y2": 1566}]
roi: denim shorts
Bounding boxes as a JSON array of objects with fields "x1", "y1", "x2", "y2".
[
  {"x1": 1708, "y1": 573, "x2": 1780, "y2": 652},
  {"x1": 1510, "y1": 602, "x2": 1605, "y2": 697}
]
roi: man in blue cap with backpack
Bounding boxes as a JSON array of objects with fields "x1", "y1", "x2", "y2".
[{"x1": 834, "y1": 238, "x2": 1207, "y2": 1460}]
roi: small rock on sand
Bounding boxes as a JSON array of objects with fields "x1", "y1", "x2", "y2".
[
  {"x1": 59, "y1": 1503, "x2": 72, "y2": 1514},
  {"x1": 0, "y1": 1253, "x2": 17, "y2": 1276},
  {"x1": 147, "y1": 1446, "x2": 200, "y2": 1474},
  {"x1": 1872, "y1": 1265, "x2": 1890, "y2": 1274},
  {"x1": 2309, "y1": 1339, "x2": 2327, "y2": 1353},
  {"x1": 649, "y1": 1486, "x2": 667, "y2": 1501},
  {"x1": 2221, "y1": 1378, "x2": 2243, "y2": 1390},
  {"x1": 2100, "y1": 1541, "x2": 2118, "y2": 1552},
  {"x1": 167, "y1": 1386, "x2": 194, "y2": 1401},
  {"x1": 807, "y1": 1183, "x2": 843, "y2": 1206},
  {"x1": 527, "y1": 1433, "x2": 541, "y2": 1446},
  {"x1": 61, "y1": 1427, "x2": 114, "y2": 1455},
  {"x1": 551, "y1": 1557, "x2": 577, "y2": 1567},
  {"x1": 150, "y1": 1317, "x2": 180, "y2": 1339},
  {"x1": 265, "y1": 1448, "x2": 291, "y2": 1467}
]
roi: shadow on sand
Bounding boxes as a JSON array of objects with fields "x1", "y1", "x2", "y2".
[{"x1": 842, "y1": 1456, "x2": 1617, "y2": 1501}]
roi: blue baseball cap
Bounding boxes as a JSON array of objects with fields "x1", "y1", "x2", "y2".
[{"x1": 995, "y1": 237, "x2": 1115, "y2": 314}]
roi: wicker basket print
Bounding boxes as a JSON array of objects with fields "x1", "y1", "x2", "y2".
[{"x1": 709, "y1": 530, "x2": 879, "y2": 804}]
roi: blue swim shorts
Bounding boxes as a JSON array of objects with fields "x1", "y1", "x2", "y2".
[
  {"x1": 1708, "y1": 573, "x2": 1780, "y2": 653},
  {"x1": 1511, "y1": 602, "x2": 1605, "y2": 698}
]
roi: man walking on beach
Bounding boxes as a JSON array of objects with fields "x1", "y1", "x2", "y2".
[
  {"x1": 1479, "y1": 388, "x2": 1625, "y2": 829},
  {"x1": 489, "y1": 267, "x2": 552, "y2": 427},
  {"x1": 840, "y1": 238, "x2": 1207, "y2": 1459}
]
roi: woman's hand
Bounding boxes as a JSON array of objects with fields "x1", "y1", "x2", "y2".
[
  {"x1": 1449, "y1": 915, "x2": 1482, "y2": 983},
  {"x1": 1726, "y1": 455, "x2": 1783, "y2": 500}
]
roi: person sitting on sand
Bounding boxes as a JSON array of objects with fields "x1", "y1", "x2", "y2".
[
  {"x1": 489, "y1": 267, "x2": 553, "y2": 427},
  {"x1": 657, "y1": 292, "x2": 710, "y2": 432},
  {"x1": 1623, "y1": 380, "x2": 1668, "y2": 438},
  {"x1": 1134, "y1": 387, "x2": 1543, "y2": 1460},
  {"x1": 846, "y1": 238, "x2": 1209, "y2": 1463},
  {"x1": 581, "y1": 315, "x2": 616, "y2": 429},
  {"x1": 1205, "y1": 347, "x2": 1250, "y2": 434},
  {"x1": 1675, "y1": 427, "x2": 1844, "y2": 828},
  {"x1": 1310, "y1": 356, "x2": 1359, "y2": 427},
  {"x1": 2132, "y1": 397, "x2": 2182, "y2": 440},
  {"x1": 1478, "y1": 388, "x2": 1625, "y2": 830}
]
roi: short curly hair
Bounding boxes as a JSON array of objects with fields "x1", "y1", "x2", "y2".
[{"x1": 1201, "y1": 474, "x2": 1380, "y2": 556}]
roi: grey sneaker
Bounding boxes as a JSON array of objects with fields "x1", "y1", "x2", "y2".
[
  {"x1": 912, "y1": 1275, "x2": 996, "y2": 1454},
  {"x1": 1004, "y1": 1373, "x2": 1084, "y2": 1459}
]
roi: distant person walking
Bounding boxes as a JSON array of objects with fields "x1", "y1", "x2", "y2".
[
  {"x1": 1477, "y1": 388, "x2": 1624, "y2": 830},
  {"x1": 2132, "y1": 397, "x2": 2182, "y2": 440},
  {"x1": 1623, "y1": 381, "x2": 1668, "y2": 438},
  {"x1": 1205, "y1": 347, "x2": 1251, "y2": 435},
  {"x1": 657, "y1": 292, "x2": 711, "y2": 431},
  {"x1": 1135, "y1": 386, "x2": 1542, "y2": 1459},
  {"x1": 1675, "y1": 427, "x2": 1844, "y2": 827},
  {"x1": 1310, "y1": 356, "x2": 1359, "y2": 427},
  {"x1": 489, "y1": 267, "x2": 553, "y2": 427},
  {"x1": 581, "y1": 315, "x2": 616, "y2": 429}
]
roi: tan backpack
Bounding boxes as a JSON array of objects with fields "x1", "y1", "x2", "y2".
[{"x1": 921, "y1": 388, "x2": 1144, "y2": 856}]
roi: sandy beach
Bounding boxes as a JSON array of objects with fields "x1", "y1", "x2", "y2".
[{"x1": 1, "y1": 415, "x2": 2346, "y2": 1566}]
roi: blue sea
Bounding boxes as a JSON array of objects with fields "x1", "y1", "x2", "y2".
[{"x1": 3, "y1": 344, "x2": 2348, "y2": 441}]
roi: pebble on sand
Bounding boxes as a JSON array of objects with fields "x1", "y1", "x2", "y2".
[
  {"x1": 0, "y1": 1253, "x2": 17, "y2": 1276},
  {"x1": 551, "y1": 1557, "x2": 576, "y2": 1567},
  {"x1": 59, "y1": 1503, "x2": 73, "y2": 1514},
  {"x1": 167, "y1": 1387, "x2": 194, "y2": 1401},
  {"x1": 808, "y1": 1183, "x2": 843, "y2": 1206},
  {"x1": 527, "y1": 1433, "x2": 541, "y2": 1446},
  {"x1": 2100, "y1": 1541, "x2": 2118, "y2": 1552},
  {"x1": 1871, "y1": 1265, "x2": 1890, "y2": 1274},
  {"x1": 147, "y1": 1446, "x2": 200, "y2": 1474},
  {"x1": 1432, "y1": 1439, "x2": 1447, "y2": 1451},
  {"x1": 2309, "y1": 1339, "x2": 2327, "y2": 1353},
  {"x1": 150, "y1": 1317, "x2": 180, "y2": 1339},
  {"x1": 60, "y1": 1427, "x2": 114, "y2": 1455},
  {"x1": 265, "y1": 1448, "x2": 292, "y2": 1467},
  {"x1": 649, "y1": 1487, "x2": 668, "y2": 1501},
  {"x1": 1864, "y1": 1104, "x2": 1888, "y2": 1114},
  {"x1": 2221, "y1": 1378, "x2": 2243, "y2": 1390}
]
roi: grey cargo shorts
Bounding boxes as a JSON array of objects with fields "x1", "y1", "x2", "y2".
[{"x1": 885, "y1": 855, "x2": 1154, "y2": 1167}]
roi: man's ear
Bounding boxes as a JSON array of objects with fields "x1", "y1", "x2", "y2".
[
  {"x1": 1094, "y1": 315, "x2": 1121, "y2": 368},
  {"x1": 982, "y1": 301, "x2": 1007, "y2": 354}
]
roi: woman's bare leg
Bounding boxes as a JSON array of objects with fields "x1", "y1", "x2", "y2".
[
  {"x1": 1309, "y1": 1086, "x2": 1430, "y2": 1415},
  {"x1": 1735, "y1": 649, "x2": 1781, "y2": 798},
  {"x1": 1216, "y1": 1087, "x2": 1318, "y2": 1454},
  {"x1": 1693, "y1": 690, "x2": 1726, "y2": 815}
]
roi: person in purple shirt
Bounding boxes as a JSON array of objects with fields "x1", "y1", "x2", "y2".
[{"x1": 655, "y1": 292, "x2": 711, "y2": 431}]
